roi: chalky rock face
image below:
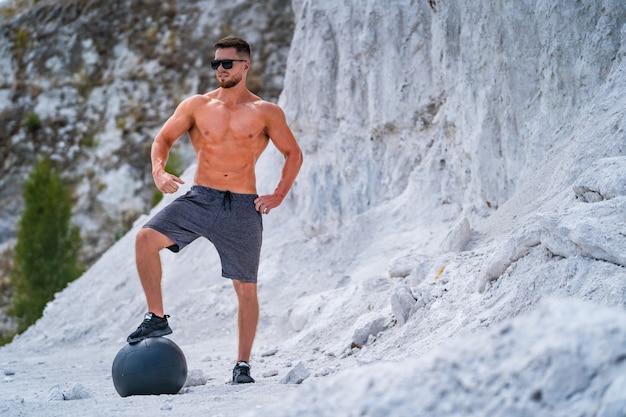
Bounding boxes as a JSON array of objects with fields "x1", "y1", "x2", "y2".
[{"x1": 112, "y1": 337, "x2": 187, "y2": 397}]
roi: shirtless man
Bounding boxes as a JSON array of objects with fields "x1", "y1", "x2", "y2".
[{"x1": 126, "y1": 37, "x2": 303, "y2": 384}]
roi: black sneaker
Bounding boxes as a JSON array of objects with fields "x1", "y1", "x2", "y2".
[
  {"x1": 127, "y1": 312, "x2": 172, "y2": 344},
  {"x1": 232, "y1": 361, "x2": 255, "y2": 384}
]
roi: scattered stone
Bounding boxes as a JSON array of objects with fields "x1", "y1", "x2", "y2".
[
  {"x1": 313, "y1": 366, "x2": 336, "y2": 377},
  {"x1": 47, "y1": 383, "x2": 90, "y2": 401},
  {"x1": 260, "y1": 347, "x2": 278, "y2": 357},
  {"x1": 184, "y1": 369, "x2": 208, "y2": 387},
  {"x1": 573, "y1": 156, "x2": 626, "y2": 202},
  {"x1": 391, "y1": 286, "x2": 417, "y2": 326},
  {"x1": 278, "y1": 362, "x2": 310, "y2": 384},
  {"x1": 47, "y1": 385, "x2": 67, "y2": 401},
  {"x1": 539, "y1": 198, "x2": 626, "y2": 267},
  {"x1": 262, "y1": 369, "x2": 279, "y2": 378},
  {"x1": 352, "y1": 313, "x2": 388, "y2": 347},
  {"x1": 441, "y1": 217, "x2": 471, "y2": 252}
]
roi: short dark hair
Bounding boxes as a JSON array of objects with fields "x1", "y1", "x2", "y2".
[{"x1": 214, "y1": 36, "x2": 251, "y2": 59}]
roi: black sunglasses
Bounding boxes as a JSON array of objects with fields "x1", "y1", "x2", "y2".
[{"x1": 211, "y1": 59, "x2": 247, "y2": 70}]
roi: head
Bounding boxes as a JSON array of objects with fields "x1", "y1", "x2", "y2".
[{"x1": 213, "y1": 36, "x2": 251, "y2": 88}]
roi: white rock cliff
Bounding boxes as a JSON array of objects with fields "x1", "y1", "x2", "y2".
[{"x1": 0, "y1": 1, "x2": 625, "y2": 416}]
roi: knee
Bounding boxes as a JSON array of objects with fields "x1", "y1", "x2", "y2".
[
  {"x1": 234, "y1": 281, "x2": 258, "y2": 302},
  {"x1": 136, "y1": 228, "x2": 169, "y2": 252},
  {"x1": 135, "y1": 228, "x2": 152, "y2": 249}
]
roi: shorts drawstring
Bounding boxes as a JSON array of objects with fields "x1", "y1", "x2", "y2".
[{"x1": 222, "y1": 190, "x2": 232, "y2": 211}]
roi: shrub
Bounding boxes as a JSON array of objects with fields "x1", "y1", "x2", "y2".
[
  {"x1": 10, "y1": 157, "x2": 83, "y2": 332},
  {"x1": 23, "y1": 111, "x2": 42, "y2": 133}
]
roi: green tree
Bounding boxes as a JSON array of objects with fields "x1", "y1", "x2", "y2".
[{"x1": 10, "y1": 157, "x2": 83, "y2": 332}]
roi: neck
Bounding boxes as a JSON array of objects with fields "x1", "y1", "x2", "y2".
[{"x1": 215, "y1": 84, "x2": 251, "y2": 104}]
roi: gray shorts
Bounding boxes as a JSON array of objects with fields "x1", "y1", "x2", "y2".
[{"x1": 143, "y1": 185, "x2": 263, "y2": 283}]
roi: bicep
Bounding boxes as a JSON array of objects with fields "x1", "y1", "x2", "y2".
[
  {"x1": 266, "y1": 106, "x2": 301, "y2": 156},
  {"x1": 156, "y1": 99, "x2": 196, "y2": 145}
]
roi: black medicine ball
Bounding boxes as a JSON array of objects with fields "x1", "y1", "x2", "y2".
[{"x1": 112, "y1": 337, "x2": 187, "y2": 397}]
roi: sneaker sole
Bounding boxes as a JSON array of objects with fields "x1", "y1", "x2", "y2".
[
  {"x1": 232, "y1": 378, "x2": 255, "y2": 385},
  {"x1": 127, "y1": 327, "x2": 173, "y2": 344}
]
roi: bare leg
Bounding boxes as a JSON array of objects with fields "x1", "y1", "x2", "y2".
[
  {"x1": 135, "y1": 228, "x2": 174, "y2": 317},
  {"x1": 232, "y1": 280, "x2": 259, "y2": 363}
]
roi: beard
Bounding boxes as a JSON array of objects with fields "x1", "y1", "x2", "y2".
[{"x1": 217, "y1": 73, "x2": 243, "y2": 89}]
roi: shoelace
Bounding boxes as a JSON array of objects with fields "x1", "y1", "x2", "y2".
[
  {"x1": 236, "y1": 362, "x2": 251, "y2": 374},
  {"x1": 142, "y1": 313, "x2": 169, "y2": 327}
]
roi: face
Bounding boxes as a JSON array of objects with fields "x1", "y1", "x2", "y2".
[{"x1": 213, "y1": 48, "x2": 248, "y2": 89}]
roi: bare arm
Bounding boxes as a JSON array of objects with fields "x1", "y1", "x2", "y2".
[
  {"x1": 254, "y1": 104, "x2": 303, "y2": 214},
  {"x1": 151, "y1": 97, "x2": 197, "y2": 193}
]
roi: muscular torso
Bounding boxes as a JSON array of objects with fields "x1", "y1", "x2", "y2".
[{"x1": 188, "y1": 94, "x2": 270, "y2": 194}]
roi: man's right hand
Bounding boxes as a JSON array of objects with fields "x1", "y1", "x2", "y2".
[{"x1": 153, "y1": 170, "x2": 185, "y2": 194}]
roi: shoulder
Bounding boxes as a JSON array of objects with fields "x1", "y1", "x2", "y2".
[
  {"x1": 180, "y1": 94, "x2": 211, "y2": 109},
  {"x1": 253, "y1": 99, "x2": 286, "y2": 121},
  {"x1": 171, "y1": 94, "x2": 211, "y2": 119}
]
